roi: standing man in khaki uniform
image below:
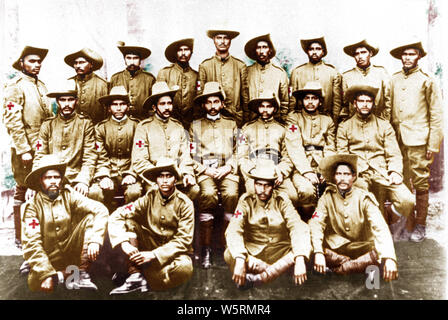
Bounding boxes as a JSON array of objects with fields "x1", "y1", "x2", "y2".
[
  {"x1": 225, "y1": 159, "x2": 311, "y2": 289},
  {"x1": 131, "y1": 82, "x2": 199, "y2": 200},
  {"x1": 89, "y1": 86, "x2": 142, "y2": 209},
  {"x1": 109, "y1": 158, "x2": 194, "y2": 293},
  {"x1": 338, "y1": 39, "x2": 391, "y2": 123},
  {"x1": 198, "y1": 29, "x2": 249, "y2": 127},
  {"x1": 289, "y1": 36, "x2": 342, "y2": 122},
  {"x1": 310, "y1": 154, "x2": 398, "y2": 281},
  {"x1": 22, "y1": 155, "x2": 108, "y2": 292},
  {"x1": 109, "y1": 42, "x2": 155, "y2": 120},
  {"x1": 189, "y1": 82, "x2": 239, "y2": 269},
  {"x1": 157, "y1": 38, "x2": 198, "y2": 129},
  {"x1": 390, "y1": 41, "x2": 443, "y2": 242},
  {"x1": 34, "y1": 81, "x2": 97, "y2": 198},
  {"x1": 337, "y1": 85, "x2": 415, "y2": 239},
  {"x1": 3, "y1": 46, "x2": 53, "y2": 248},
  {"x1": 244, "y1": 34, "x2": 289, "y2": 122},
  {"x1": 65, "y1": 47, "x2": 108, "y2": 124}
]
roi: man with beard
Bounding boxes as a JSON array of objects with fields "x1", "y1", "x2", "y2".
[
  {"x1": 336, "y1": 85, "x2": 415, "y2": 240},
  {"x1": 131, "y1": 82, "x2": 199, "y2": 200},
  {"x1": 34, "y1": 81, "x2": 97, "y2": 198},
  {"x1": 310, "y1": 154, "x2": 398, "y2": 281},
  {"x1": 21, "y1": 154, "x2": 108, "y2": 292},
  {"x1": 337, "y1": 39, "x2": 391, "y2": 123},
  {"x1": 157, "y1": 38, "x2": 198, "y2": 129},
  {"x1": 244, "y1": 34, "x2": 289, "y2": 122},
  {"x1": 198, "y1": 29, "x2": 249, "y2": 127},
  {"x1": 110, "y1": 42, "x2": 155, "y2": 120},
  {"x1": 289, "y1": 36, "x2": 342, "y2": 122},
  {"x1": 189, "y1": 82, "x2": 239, "y2": 268},
  {"x1": 3, "y1": 46, "x2": 53, "y2": 248},
  {"x1": 65, "y1": 48, "x2": 108, "y2": 124}
]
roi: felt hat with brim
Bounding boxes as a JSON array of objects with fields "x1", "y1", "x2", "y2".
[
  {"x1": 25, "y1": 154, "x2": 67, "y2": 191},
  {"x1": 206, "y1": 30, "x2": 240, "y2": 40},
  {"x1": 64, "y1": 47, "x2": 103, "y2": 71},
  {"x1": 300, "y1": 36, "x2": 327, "y2": 57},
  {"x1": 244, "y1": 158, "x2": 278, "y2": 182},
  {"x1": 248, "y1": 91, "x2": 280, "y2": 114},
  {"x1": 117, "y1": 41, "x2": 151, "y2": 60},
  {"x1": 142, "y1": 157, "x2": 181, "y2": 182},
  {"x1": 319, "y1": 154, "x2": 358, "y2": 185},
  {"x1": 244, "y1": 34, "x2": 276, "y2": 61},
  {"x1": 343, "y1": 39, "x2": 379, "y2": 57},
  {"x1": 13, "y1": 46, "x2": 49, "y2": 71},
  {"x1": 98, "y1": 86, "x2": 129, "y2": 106},
  {"x1": 46, "y1": 80, "x2": 78, "y2": 98},
  {"x1": 142, "y1": 82, "x2": 179, "y2": 110},
  {"x1": 345, "y1": 85, "x2": 379, "y2": 103},
  {"x1": 292, "y1": 81, "x2": 324, "y2": 100},
  {"x1": 390, "y1": 41, "x2": 427, "y2": 59},
  {"x1": 194, "y1": 82, "x2": 226, "y2": 105},
  {"x1": 164, "y1": 38, "x2": 194, "y2": 63}
]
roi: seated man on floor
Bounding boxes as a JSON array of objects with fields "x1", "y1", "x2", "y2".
[{"x1": 225, "y1": 159, "x2": 312, "y2": 289}]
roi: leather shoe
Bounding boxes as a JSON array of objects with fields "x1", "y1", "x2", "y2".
[{"x1": 110, "y1": 272, "x2": 149, "y2": 295}]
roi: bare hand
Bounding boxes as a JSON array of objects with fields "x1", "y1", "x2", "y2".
[
  {"x1": 313, "y1": 252, "x2": 326, "y2": 274},
  {"x1": 388, "y1": 172, "x2": 403, "y2": 185},
  {"x1": 214, "y1": 165, "x2": 232, "y2": 180},
  {"x1": 294, "y1": 256, "x2": 307, "y2": 285},
  {"x1": 99, "y1": 177, "x2": 114, "y2": 190},
  {"x1": 274, "y1": 171, "x2": 283, "y2": 188},
  {"x1": 183, "y1": 174, "x2": 196, "y2": 187},
  {"x1": 232, "y1": 257, "x2": 246, "y2": 287},
  {"x1": 122, "y1": 175, "x2": 136, "y2": 185},
  {"x1": 121, "y1": 241, "x2": 139, "y2": 256},
  {"x1": 40, "y1": 276, "x2": 54, "y2": 292},
  {"x1": 205, "y1": 167, "x2": 218, "y2": 178},
  {"x1": 87, "y1": 243, "x2": 100, "y2": 261},
  {"x1": 21, "y1": 152, "x2": 33, "y2": 165},
  {"x1": 25, "y1": 188, "x2": 36, "y2": 201},
  {"x1": 383, "y1": 258, "x2": 398, "y2": 281},
  {"x1": 74, "y1": 182, "x2": 89, "y2": 196},
  {"x1": 130, "y1": 251, "x2": 156, "y2": 266},
  {"x1": 304, "y1": 172, "x2": 319, "y2": 185},
  {"x1": 426, "y1": 150, "x2": 434, "y2": 160}
]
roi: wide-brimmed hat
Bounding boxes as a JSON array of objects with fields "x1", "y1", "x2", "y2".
[
  {"x1": 25, "y1": 154, "x2": 67, "y2": 191},
  {"x1": 12, "y1": 46, "x2": 49, "y2": 71},
  {"x1": 117, "y1": 41, "x2": 151, "y2": 60},
  {"x1": 343, "y1": 39, "x2": 379, "y2": 57},
  {"x1": 300, "y1": 36, "x2": 327, "y2": 57},
  {"x1": 244, "y1": 34, "x2": 276, "y2": 61},
  {"x1": 164, "y1": 38, "x2": 194, "y2": 63},
  {"x1": 142, "y1": 82, "x2": 179, "y2": 110},
  {"x1": 98, "y1": 86, "x2": 130, "y2": 106},
  {"x1": 248, "y1": 91, "x2": 280, "y2": 114},
  {"x1": 390, "y1": 41, "x2": 427, "y2": 60},
  {"x1": 193, "y1": 82, "x2": 226, "y2": 105},
  {"x1": 47, "y1": 80, "x2": 78, "y2": 98},
  {"x1": 64, "y1": 47, "x2": 103, "y2": 71},
  {"x1": 319, "y1": 154, "x2": 358, "y2": 184},
  {"x1": 142, "y1": 157, "x2": 181, "y2": 182},
  {"x1": 292, "y1": 81, "x2": 324, "y2": 100},
  {"x1": 206, "y1": 29, "x2": 240, "y2": 40},
  {"x1": 244, "y1": 158, "x2": 278, "y2": 182},
  {"x1": 345, "y1": 85, "x2": 379, "y2": 103}
]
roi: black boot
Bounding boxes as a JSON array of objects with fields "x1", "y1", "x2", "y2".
[{"x1": 109, "y1": 272, "x2": 149, "y2": 295}]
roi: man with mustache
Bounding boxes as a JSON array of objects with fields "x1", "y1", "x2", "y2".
[
  {"x1": 336, "y1": 40, "x2": 391, "y2": 123},
  {"x1": 189, "y1": 82, "x2": 239, "y2": 269},
  {"x1": 65, "y1": 48, "x2": 108, "y2": 124},
  {"x1": 198, "y1": 29, "x2": 249, "y2": 127},
  {"x1": 157, "y1": 38, "x2": 198, "y2": 129},
  {"x1": 244, "y1": 34, "x2": 289, "y2": 123},
  {"x1": 336, "y1": 85, "x2": 415, "y2": 240},
  {"x1": 110, "y1": 42, "x2": 155, "y2": 120},
  {"x1": 309, "y1": 154, "x2": 398, "y2": 281},
  {"x1": 289, "y1": 36, "x2": 342, "y2": 123},
  {"x1": 3, "y1": 46, "x2": 53, "y2": 248}
]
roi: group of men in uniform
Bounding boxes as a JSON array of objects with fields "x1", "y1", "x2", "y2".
[{"x1": 2, "y1": 28, "x2": 443, "y2": 293}]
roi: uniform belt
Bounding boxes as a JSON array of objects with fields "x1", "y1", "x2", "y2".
[
  {"x1": 249, "y1": 148, "x2": 281, "y2": 165},
  {"x1": 303, "y1": 145, "x2": 324, "y2": 151}
]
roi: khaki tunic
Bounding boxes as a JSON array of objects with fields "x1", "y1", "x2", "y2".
[
  {"x1": 22, "y1": 188, "x2": 108, "y2": 291},
  {"x1": 340, "y1": 65, "x2": 391, "y2": 122},
  {"x1": 2, "y1": 73, "x2": 52, "y2": 185},
  {"x1": 69, "y1": 73, "x2": 108, "y2": 124},
  {"x1": 34, "y1": 113, "x2": 97, "y2": 187},
  {"x1": 289, "y1": 61, "x2": 342, "y2": 119},
  {"x1": 198, "y1": 55, "x2": 249, "y2": 127},
  {"x1": 308, "y1": 185, "x2": 396, "y2": 262},
  {"x1": 225, "y1": 191, "x2": 312, "y2": 262},
  {"x1": 110, "y1": 69, "x2": 156, "y2": 120},
  {"x1": 157, "y1": 63, "x2": 198, "y2": 128},
  {"x1": 247, "y1": 62, "x2": 289, "y2": 121}
]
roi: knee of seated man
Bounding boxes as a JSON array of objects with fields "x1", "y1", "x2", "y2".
[
  {"x1": 125, "y1": 183, "x2": 143, "y2": 202},
  {"x1": 88, "y1": 184, "x2": 104, "y2": 202}
]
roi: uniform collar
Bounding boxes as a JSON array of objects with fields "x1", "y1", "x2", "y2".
[
  {"x1": 74, "y1": 72, "x2": 94, "y2": 82},
  {"x1": 302, "y1": 109, "x2": 320, "y2": 118},
  {"x1": 256, "y1": 61, "x2": 272, "y2": 70},
  {"x1": 402, "y1": 65, "x2": 420, "y2": 76},
  {"x1": 155, "y1": 113, "x2": 170, "y2": 123},
  {"x1": 257, "y1": 116, "x2": 275, "y2": 124},
  {"x1": 174, "y1": 62, "x2": 191, "y2": 72},
  {"x1": 157, "y1": 187, "x2": 177, "y2": 204},
  {"x1": 112, "y1": 115, "x2": 128, "y2": 123},
  {"x1": 214, "y1": 54, "x2": 231, "y2": 63},
  {"x1": 355, "y1": 64, "x2": 371, "y2": 75},
  {"x1": 355, "y1": 111, "x2": 374, "y2": 123},
  {"x1": 58, "y1": 111, "x2": 77, "y2": 122},
  {"x1": 20, "y1": 71, "x2": 39, "y2": 83},
  {"x1": 126, "y1": 68, "x2": 142, "y2": 78},
  {"x1": 206, "y1": 113, "x2": 221, "y2": 121},
  {"x1": 308, "y1": 60, "x2": 323, "y2": 67}
]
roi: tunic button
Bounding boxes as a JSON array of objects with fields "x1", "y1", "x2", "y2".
[
  {"x1": 118, "y1": 127, "x2": 122, "y2": 131},
  {"x1": 62, "y1": 146, "x2": 66, "y2": 150},
  {"x1": 344, "y1": 215, "x2": 348, "y2": 218},
  {"x1": 344, "y1": 201, "x2": 348, "y2": 206},
  {"x1": 56, "y1": 227, "x2": 60, "y2": 231},
  {"x1": 161, "y1": 216, "x2": 165, "y2": 220},
  {"x1": 161, "y1": 227, "x2": 165, "y2": 231},
  {"x1": 345, "y1": 227, "x2": 350, "y2": 231}
]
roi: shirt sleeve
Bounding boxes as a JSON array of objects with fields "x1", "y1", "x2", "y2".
[
  {"x1": 225, "y1": 197, "x2": 249, "y2": 260},
  {"x1": 73, "y1": 119, "x2": 97, "y2": 186},
  {"x1": 308, "y1": 197, "x2": 329, "y2": 254}
]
